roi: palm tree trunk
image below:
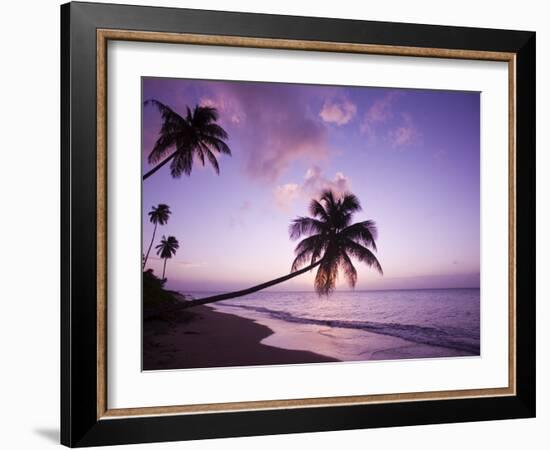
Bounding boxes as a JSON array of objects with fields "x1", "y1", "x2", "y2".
[
  {"x1": 143, "y1": 152, "x2": 177, "y2": 180},
  {"x1": 162, "y1": 258, "x2": 167, "y2": 280},
  {"x1": 142, "y1": 223, "x2": 157, "y2": 269},
  {"x1": 181, "y1": 260, "x2": 322, "y2": 309}
]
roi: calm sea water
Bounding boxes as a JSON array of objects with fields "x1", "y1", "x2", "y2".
[{"x1": 186, "y1": 288, "x2": 480, "y2": 360}]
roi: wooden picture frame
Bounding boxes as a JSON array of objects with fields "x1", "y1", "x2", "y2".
[{"x1": 61, "y1": 1, "x2": 535, "y2": 447}]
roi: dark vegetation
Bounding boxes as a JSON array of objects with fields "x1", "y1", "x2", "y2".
[{"x1": 143, "y1": 269, "x2": 195, "y2": 325}]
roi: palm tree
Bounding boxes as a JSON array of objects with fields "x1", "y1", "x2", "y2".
[
  {"x1": 143, "y1": 100, "x2": 231, "y2": 180},
  {"x1": 182, "y1": 190, "x2": 382, "y2": 308},
  {"x1": 143, "y1": 204, "x2": 171, "y2": 269},
  {"x1": 155, "y1": 235, "x2": 180, "y2": 280},
  {"x1": 290, "y1": 190, "x2": 383, "y2": 295}
]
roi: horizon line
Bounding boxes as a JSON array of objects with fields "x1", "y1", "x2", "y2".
[{"x1": 177, "y1": 286, "x2": 481, "y2": 294}]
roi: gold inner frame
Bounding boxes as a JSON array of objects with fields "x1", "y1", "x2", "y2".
[{"x1": 96, "y1": 29, "x2": 517, "y2": 420}]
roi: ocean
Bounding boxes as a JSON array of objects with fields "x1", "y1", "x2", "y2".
[{"x1": 187, "y1": 288, "x2": 480, "y2": 362}]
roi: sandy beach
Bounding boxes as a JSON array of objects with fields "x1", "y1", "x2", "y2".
[
  {"x1": 143, "y1": 301, "x2": 474, "y2": 371},
  {"x1": 143, "y1": 305, "x2": 339, "y2": 371}
]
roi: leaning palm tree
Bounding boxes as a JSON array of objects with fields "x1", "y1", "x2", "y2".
[
  {"x1": 143, "y1": 204, "x2": 171, "y2": 269},
  {"x1": 156, "y1": 235, "x2": 180, "y2": 280},
  {"x1": 182, "y1": 190, "x2": 382, "y2": 308},
  {"x1": 143, "y1": 100, "x2": 231, "y2": 180},
  {"x1": 290, "y1": 190, "x2": 383, "y2": 295}
]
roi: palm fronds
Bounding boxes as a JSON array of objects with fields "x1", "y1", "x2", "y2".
[
  {"x1": 143, "y1": 100, "x2": 231, "y2": 180},
  {"x1": 290, "y1": 189, "x2": 382, "y2": 295}
]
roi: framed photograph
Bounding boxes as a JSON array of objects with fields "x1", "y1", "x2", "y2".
[{"x1": 61, "y1": 1, "x2": 536, "y2": 447}]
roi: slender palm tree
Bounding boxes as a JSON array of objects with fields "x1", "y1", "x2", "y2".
[
  {"x1": 156, "y1": 235, "x2": 180, "y2": 280},
  {"x1": 182, "y1": 190, "x2": 382, "y2": 308},
  {"x1": 143, "y1": 100, "x2": 231, "y2": 180},
  {"x1": 143, "y1": 204, "x2": 171, "y2": 269}
]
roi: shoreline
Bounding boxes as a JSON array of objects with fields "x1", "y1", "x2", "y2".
[
  {"x1": 143, "y1": 305, "x2": 339, "y2": 371},
  {"x1": 143, "y1": 303, "x2": 476, "y2": 371},
  {"x1": 213, "y1": 303, "x2": 477, "y2": 362}
]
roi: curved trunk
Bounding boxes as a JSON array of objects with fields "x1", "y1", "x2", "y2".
[
  {"x1": 143, "y1": 152, "x2": 177, "y2": 180},
  {"x1": 181, "y1": 259, "x2": 322, "y2": 309},
  {"x1": 142, "y1": 223, "x2": 157, "y2": 269}
]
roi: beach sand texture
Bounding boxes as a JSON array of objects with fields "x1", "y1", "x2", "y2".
[
  {"x1": 143, "y1": 304, "x2": 472, "y2": 371},
  {"x1": 143, "y1": 305, "x2": 338, "y2": 370}
]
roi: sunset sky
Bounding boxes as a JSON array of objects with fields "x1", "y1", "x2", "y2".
[{"x1": 142, "y1": 78, "x2": 480, "y2": 292}]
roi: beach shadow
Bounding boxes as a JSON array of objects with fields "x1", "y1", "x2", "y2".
[{"x1": 34, "y1": 428, "x2": 59, "y2": 443}]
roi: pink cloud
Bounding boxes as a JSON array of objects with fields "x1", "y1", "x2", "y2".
[
  {"x1": 199, "y1": 96, "x2": 246, "y2": 125},
  {"x1": 199, "y1": 96, "x2": 217, "y2": 108},
  {"x1": 273, "y1": 166, "x2": 352, "y2": 211},
  {"x1": 388, "y1": 113, "x2": 421, "y2": 147},
  {"x1": 319, "y1": 99, "x2": 357, "y2": 125},
  {"x1": 359, "y1": 92, "x2": 420, "y2": 148},
  {"x1": 303, "y1": 165, "x2": 352, "y2": 197},
  {"x1": 360, "y1": 91, "x2": 401, "y2": 134},
  {"x1": 366, "y1": 94, "x2": 394, "y2": 122},
  {"x1": 199, "y1": 84, "x2": 330, "y2": 182},
  {"x1": 273, "y1": 183, "x2": 301, "y2": 211},
  {"x1": 360, "y1": 91, "x2": 408, "y2": 145}
]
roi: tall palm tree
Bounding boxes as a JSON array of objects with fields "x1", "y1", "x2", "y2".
[
  {"x1": 156, "y1": 235, "x2": 180, "y2": 280},
  {"x1": 182, "y1": 190, "x2": 382, "y2": 308},
  {"x1": 143, "y1": 100, "x2": 231, "y2": 180},
  {"x1": 143, "y1": 204, "x2": 171, "y2": 269}
]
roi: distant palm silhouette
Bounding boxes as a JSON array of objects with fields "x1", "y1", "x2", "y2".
[
  {"x1": 143, "y1": 100, "x2": 231, "y2": 180},
  {"x1": 184, "y1": 190, "x2": 382, "y2": 308},
  {"x1": 156, "y1": 235, "x2": 180, "y2": 280},
  {"x1": 143, "y1": 204, "x2": 171, "y2": 269}
]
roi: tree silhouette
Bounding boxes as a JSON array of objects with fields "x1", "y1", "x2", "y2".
[
  {"x1": 183, "y1": 190, "x2": 382, "y2": 308},
  {"x1": 143, "y1": 204, "x2": 171, "y2": 269},
  {"x1": 143, "y1": 100, "x2": 231, "y2": 180},
  {"x1": 155, "y1": 235, "x2": 180, "y2": 280}
]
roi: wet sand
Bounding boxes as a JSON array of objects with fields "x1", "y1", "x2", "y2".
[
  {"x1": 143, "y1": 305, "x2": 339, "y2": 370},
  {"x1": 214, "y1": 304, "x2": 476, "y2": 363}
]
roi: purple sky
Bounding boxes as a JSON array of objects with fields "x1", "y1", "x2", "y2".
[{"x1": 142, "y1": 78, "x2": 480, "y2": 292}]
